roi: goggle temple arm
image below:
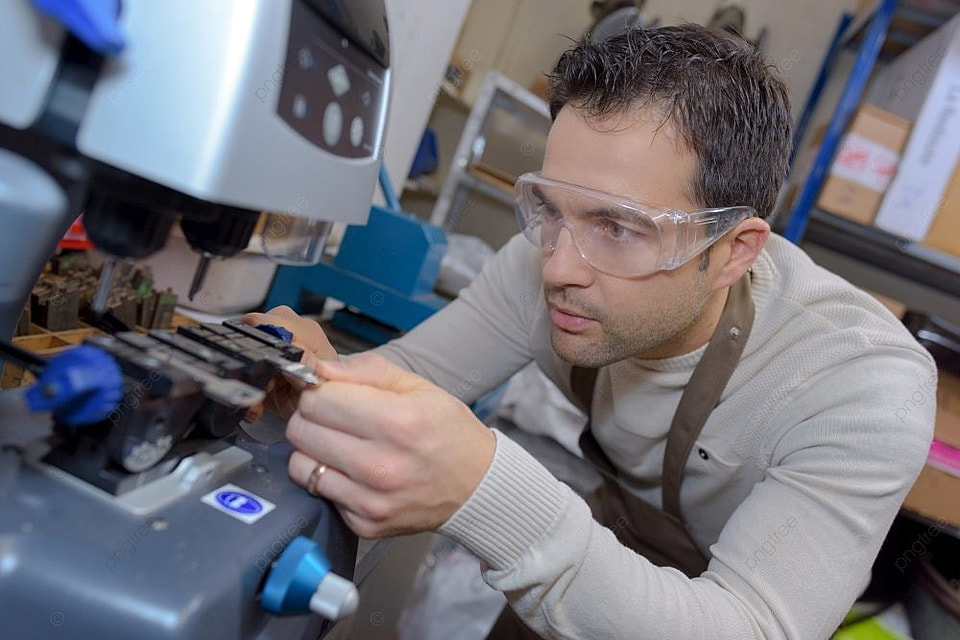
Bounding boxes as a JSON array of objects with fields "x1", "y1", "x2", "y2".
[{"x1": 668, "y1": 207, "x2": 757, "y2": 269}]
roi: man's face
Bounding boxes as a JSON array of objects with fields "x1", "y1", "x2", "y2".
[{"x1": 539, "y1": 106, "x2": 716, "y2": 366}]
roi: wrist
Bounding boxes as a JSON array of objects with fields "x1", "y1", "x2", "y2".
[{"x1": 440, "y1": 430, "x2": 570, "y2": 571}]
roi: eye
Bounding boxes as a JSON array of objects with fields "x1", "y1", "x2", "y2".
[{"x1": 595, "y1": 218, "x2": 639, "y2": 241}]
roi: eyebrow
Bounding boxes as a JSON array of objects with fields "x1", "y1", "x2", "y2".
[
  {"x1": 584, "y1": 206, "x2": 658, "y2": 233},
  {"x1": 532, "y1": 183, "x2": 658, "y2": 232},
  {"x1": 531, "y1": 185, "x2": 560, "y2": 211}
]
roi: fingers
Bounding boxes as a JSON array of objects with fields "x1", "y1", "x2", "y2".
[
  {"x1": 295, "y1": 354, "x2": 431, "y2": 439},
  {"x1": 286, "y1": 410, "x2": 371, "y2": 478},
  {"x1": 252, "y1": 305, "x2": 301, "y2": 320},
  {"x1": 243, "y1": 305, "x2": 338, "y2": 360},
  {"x1": 289, "y1": 449, "x2": 352, "y2": 503},
  {"x1": 315, "y1": 352, "x2": 425, "y2": 393},
  {"x1": 284, "y1": 365, "x2": 495, "y2": 539},
  {"x1": 288, "y1": 449, "x2": 388, "y2": 534},
  {"x1": 296, "y1": 381, "x2": 416, "y2": 441}
]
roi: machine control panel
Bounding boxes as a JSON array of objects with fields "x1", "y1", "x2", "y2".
[{"x1": 278, "y1": 2, "x2": 386, "y2": 159}]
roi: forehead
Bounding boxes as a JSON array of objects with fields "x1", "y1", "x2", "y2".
[{"x1": 541, "y1": 106, "x2": 700, "y2": 210}]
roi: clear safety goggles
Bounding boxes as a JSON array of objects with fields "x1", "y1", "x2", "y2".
[{"x1": 514, "y1": 172, "x2": 757, "y2": 278}]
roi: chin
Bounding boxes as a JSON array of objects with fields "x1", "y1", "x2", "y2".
[{"x1": 551, "y1": 331, "x2": 615, "y2": 368}]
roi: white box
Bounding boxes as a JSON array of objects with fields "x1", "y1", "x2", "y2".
[{"x1": 867, "y1": 12, "x2": 960, "y2": 241}]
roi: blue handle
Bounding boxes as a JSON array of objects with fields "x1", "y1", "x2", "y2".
[
  {"x1": 32, "y1": 0, "x2": 125, "y2": 54},
  {"x1": 25, "y1": 344, "x2": 123, "y2": 426}
]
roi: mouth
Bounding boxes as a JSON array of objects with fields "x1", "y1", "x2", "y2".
[{"x1": 548, "y1": 303, "x2": 596, "y2": 333}]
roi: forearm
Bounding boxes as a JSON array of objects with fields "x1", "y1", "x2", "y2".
[{"x1": 441, "y1": 432, "x2": 764, "y2": 640}]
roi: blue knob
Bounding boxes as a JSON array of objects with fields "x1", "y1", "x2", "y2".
[
  {"x1": 32, "y1": 0, "x2": 126, "y2": 54},
  {"x1": 261, "y1": 536, "x2": 358, "y2": 620},
  {"x1": 25, "y1": 344, "x2": 123, "y2": 426}
]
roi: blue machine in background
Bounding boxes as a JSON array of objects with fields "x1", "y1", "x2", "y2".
[{"x1": 264, "y1": 167, "x2": 449, "y2": 345}]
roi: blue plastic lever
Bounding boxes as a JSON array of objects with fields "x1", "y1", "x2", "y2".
[
  {"x1": 25, "y1": 344, "x2": 124, "y2": 426},
  {"x1": 32, "y1": 0, "x2": 125, "y2": 54}
]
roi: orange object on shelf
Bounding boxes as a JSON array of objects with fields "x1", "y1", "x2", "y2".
[{"x1": 57, "y1": 214, "x2": 93, "y2": 251}]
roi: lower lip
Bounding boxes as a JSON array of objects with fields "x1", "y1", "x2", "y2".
[{"x1": 550, "y1": 308, "x2": 595, "y2": 332}]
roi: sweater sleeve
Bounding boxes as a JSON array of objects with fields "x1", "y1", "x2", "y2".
[
  {"x1": 440, "y1": 349, "x2": 937, "y2": 640},
  {"x1": 372, "y1": 234, "x2": 542, "y2": 404}
]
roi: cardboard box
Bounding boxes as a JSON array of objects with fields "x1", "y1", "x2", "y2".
[
  {"x1": 868, "y1": 12, "x2": 960, "y2": 240},
  {"x1": 817, "y1": 105, "x2": 911, "y2": 225},
  {"x1": 903, "y1": 464, "x2": 960, "y2": 529},
  {"x1": 936, "y1": 368, "x2": 960, "y2": 450},
  {"x1": 922, "y1": 160, "x2": 960, "y2": 257}
]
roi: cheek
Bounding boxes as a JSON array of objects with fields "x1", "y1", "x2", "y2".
[
  {"x1": 596, "y1": 271, "x2": 701, "y2": 330},
  {"x1": 592, "y1": 279, "x2": 654, "y2": 326}
]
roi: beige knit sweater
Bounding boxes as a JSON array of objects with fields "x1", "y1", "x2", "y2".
[{"x1": 376, "y1": 233, "x2": 936, "y2": 639}]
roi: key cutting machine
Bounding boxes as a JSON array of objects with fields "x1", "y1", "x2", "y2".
[{"x1": 0, "y1": 1, "x2": 392, "y2": 637}]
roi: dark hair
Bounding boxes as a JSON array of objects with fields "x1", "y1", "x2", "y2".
[{"x1": 548, "y1": 24, "x2": 792, "y2": 219}]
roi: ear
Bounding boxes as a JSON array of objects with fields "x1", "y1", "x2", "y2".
[{"x1": 710, "y1": 218, "x2": 770, "y2": 292}]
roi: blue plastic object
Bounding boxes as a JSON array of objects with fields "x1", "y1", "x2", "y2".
[
  {"x1": 789, "y1": 13, "x2": 853, "y2": 168},
  {"x1": 24, "y1": 344, "x2": 123, "y2": 426},
  {"x1": 264, "y1": 205, "x2": 449, "y2": 339},
  {"x1": 32, "y1": 0, "x2": 125, "y2": 54},
  {"x1": 409, "y1": 129, "x2": 439, "y2": 178},
  {"x1": 378, "y1": 164, "x2": 402, "y2": 213},
  {"x1": 261, "y1": 536, "x2": 331, "y2": 615},
  {"x1": 264, "y1": 162, "x2": 449, "y2": 343},
  {"x1": 256, "y1": 324, "x2": 294, "y2": 344}
]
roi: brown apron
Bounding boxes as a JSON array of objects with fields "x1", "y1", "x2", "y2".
[{"x1": 487, "y1": 275, "x2": 754, "y2": 639}]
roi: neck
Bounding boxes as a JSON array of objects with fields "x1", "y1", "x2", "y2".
[{"x1": 640, "y1": 286, "x2": 730, "y2": 360}]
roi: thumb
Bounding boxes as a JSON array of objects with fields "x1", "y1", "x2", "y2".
[{"x1": 315, "y1": 353, "x2": 426, "y2": 393}]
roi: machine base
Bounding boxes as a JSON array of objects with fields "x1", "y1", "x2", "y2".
[{"x1": 0, "y1": 427, "x2": 356, "y2": 640}]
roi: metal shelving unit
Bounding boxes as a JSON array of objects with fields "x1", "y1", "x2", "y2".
[
  {"x1": 803, "y1": 209, "x2": 960, "y2": 297},
  {"x1": 781, "y1": 0, "x2": 960, "y2": 300},
  {"x1": 782, "y1": 0, "x2": 960, "y2": 545},
  {"x1": 428, "y1": 70, "x2": 551, "y2": 231}
]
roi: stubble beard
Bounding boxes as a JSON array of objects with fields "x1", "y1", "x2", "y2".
[{"x1": 546, "y1": 273, "x2": 712, "y2": 367}]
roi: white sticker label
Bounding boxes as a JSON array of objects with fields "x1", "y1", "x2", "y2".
[
  {"x1": 831, "y1": 132, "x2": 901, "y2": 192},
  {"x1": 202, "y1": 484, "x2": 276, "y2": 524}
]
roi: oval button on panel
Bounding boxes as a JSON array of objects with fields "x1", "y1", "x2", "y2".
[
  {"x1": 350, "y1": 116, "x2": 364, "y2": 147},
  {"x1": 323, "y1": 102, "x2": 343, "y2": 147}
]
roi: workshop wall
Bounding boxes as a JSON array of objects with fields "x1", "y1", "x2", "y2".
[
  {"x1": 377, "y1": 0, "x2": 472, "y2": 201},
  {"x1": 400, "y1": 0, "x2": 872, "y2": 251},
  {"x1": 451, "y1": 0, "x2": 865, "y2": 120}
]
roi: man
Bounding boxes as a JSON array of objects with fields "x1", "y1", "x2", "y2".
[{"x1": 246, "y1": 25, "x2": 936, "y2": 639}]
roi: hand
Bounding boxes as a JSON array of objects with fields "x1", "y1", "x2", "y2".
[
  {"x1": 286, "y1": 353, "x2": 496, "y2": 538},
  {"x1": 242, "y1": 305, "x2": 338, "y2": 421}
]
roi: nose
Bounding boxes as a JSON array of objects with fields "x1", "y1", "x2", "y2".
[{"x1": 541, "y1": 224, "x2": 593, "y2": 287}]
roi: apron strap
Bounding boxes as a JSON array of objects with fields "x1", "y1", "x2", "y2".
[
  {"x1": 661, "y1": 274, "x2": 754, "y2": 519},
  {"x1": 571, "y1": 367, "x2": 613, "y2": 473}
]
